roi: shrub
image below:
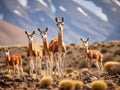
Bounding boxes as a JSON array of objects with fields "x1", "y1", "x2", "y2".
[
  {"x1": 101, "y1": 48, "x2": 108, "y2": 54},
  {"x1": 66, "y1": 68, "x2": 74, "y2": 74},
  {"x1": 91, "y1": 80, "x2": 107, "y2": 90},
  {"x1": 80, "y1": 68, "x2": 90, "y2": 74},
  {"x1": 40, "y1": 76, "x2": 53, "y2": 88},
  {"x1": 74, "y1": 80, "x2": 83, "y2": 90},
  {"x1": 104, "y1": 61, "x2": 120, "y2": 75},
  {"x1": 59, "y1": 79, "x2": 74, "y2": 90}
]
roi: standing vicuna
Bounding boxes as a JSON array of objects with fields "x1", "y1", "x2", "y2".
[
  {"x1": 25, "y1": 31, "x2": 42, "y2": 77},
  {"x1": 4, "y1": 47, "x2": 23, "y2": 76},
  {"x1": 38, "y1": 27, "x2": 53, "y2": 76},
  {"x1": 49, "y1": 17, "x2": 66, "y2": 77},
  {"x1": 80, "y1": 38, "x2": 103, "y2": 73}
]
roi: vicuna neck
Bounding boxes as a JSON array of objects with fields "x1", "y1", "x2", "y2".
[
  {"x1": 6, "y1": 54, "x2": 10, "y2": 61},
  {"x1": 84, "y1": 46, "x2": 89, "y2": 54},
  {"x1": 29, "y1": 41, "x2": 33, "y2": 51},
  {"x1": 58, "y1": 29, "x2": 63, "y2": 51},
  {"x1": 43, "y1": 38, "x2": 49, "y2": 54}
]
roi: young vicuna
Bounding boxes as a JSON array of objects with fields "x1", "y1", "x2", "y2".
[
  {"x1": 80, "y1": 38, "x2": 103, "y2": 73},
  {"x1": 25, "y1": 31, "x2": 42, "y2": 77},
  {"x1": 49, "y1": 17, "x2": 66, "y2": 77},
  {"x1": 38, "y1": 27, "x2": 53, "y2": 76},
  {"x1": 4, "y1": 47, "x2": 23, "y2": 76}
]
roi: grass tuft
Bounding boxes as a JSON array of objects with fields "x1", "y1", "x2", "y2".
[
  {"x1": 74, "y1": 80, "x2": 83, "y2": 90},
  {"x1": 104, "y1": 61, "x2": 120, "y2": 75},
  {"x1": 40, "y1": 76, "x2": 53, "y2": 88},
  {"x1": 91, "y1": 80, "x2": 107, "y2": 90},
  {"x1": 59, "y1": 79, "x2": 74, "y2": 90}
]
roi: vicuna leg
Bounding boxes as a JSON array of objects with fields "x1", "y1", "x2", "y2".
[
  {"x1": 13, "y1": 65, "x2": 16, "y2": 76},
  {"x1": 46, "y1": 58, "x2": 49, "y2": 76},
  {"x1": 59, "y1": 57, "x2": 63, "y2": 78},
  {"x1": 99, "y1": 59, "x2": 103, "y2": 73},
  {"x1": 29, "y1": 58, "x2": 34, "y2": 76},
  {"x1": 16, "y1": 65, "x2": 20, "y2": 76},
  {"x1": 19, "y1": 66, "x2": 23, "y2": 76},
  {"x1": 37, "y1": 58, "x2": 42, "y2": 76},
  {"x1": 88, "y1": 59, "x2": 92, "y2": 70},
  {"x1": 51, "y1": 59, "x2": 53, "y2": 76},
  {"x1": 35, "y1": 58, "x2": 38, "y2": 78}
]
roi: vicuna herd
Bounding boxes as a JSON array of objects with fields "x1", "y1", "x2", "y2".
[{"x1": 2, "y1": 17, "x2": 104, "y2": 78}]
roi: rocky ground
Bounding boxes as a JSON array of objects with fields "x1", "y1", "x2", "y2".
[{"x1": 0, "y1": 41, "x2": 120, "y2": 90}]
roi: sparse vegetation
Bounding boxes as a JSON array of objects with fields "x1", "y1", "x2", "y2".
[
  {"x1": 0, "y1": 41, "x2": 120, "y2": 90},
  {"x1": 73, "y1": 80, "x2": 83, "y2": 90},
  {"x1": 104, "y1": 61, "x2": 120, "y2": 75},
  {"x1": 59, "y1": 79, "x2": 74, "y2": 90},
  {"x1": 91, "y1": 80, "x2": 107, "y2": 90},
  {"x1": 40, "y1": 76, "x2": 53, "y2": 88},
  {"x1": 66, "y1": 68, "x2": 74, "y2": 74}
]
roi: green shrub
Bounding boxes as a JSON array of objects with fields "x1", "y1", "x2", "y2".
[{"x1": 66, "y1": 68, "x2": 74, "y2": 74}]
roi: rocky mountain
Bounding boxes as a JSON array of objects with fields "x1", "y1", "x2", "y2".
[{"x1": 0, "y1": 0, "x2": 120, "y2": 44}]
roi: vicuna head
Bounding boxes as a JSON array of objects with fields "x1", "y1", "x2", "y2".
[
  {"x1": 80, "y1": 38, "x2": 89, "y2": 47},
  {"x1": 55, "y1": 17, "x2": 64, "y2": 30},
  {"x1": 4, "y1": 47, "x2": 10, "y2": 56},
  {"x1": 25, "y1": 31, "x2": 35, "y2": 42},
  {"x1": 38, "y1": 27, "x2": 48, "y2": 39}
]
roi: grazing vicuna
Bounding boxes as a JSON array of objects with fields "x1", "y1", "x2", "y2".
[
  {"x1": 4, "y1": 47, "x2": 23, "y2": 76},
  {"x1": 80, "y1": 38, "x2": 103, "y2": 73},
  {"x1": 49, "y1": 17, "x2": 66, "y2": 77},
  {"x1": 38, "y1": 27, "x2": 53, "y2": 76},
  {"x1": 25, "y1": 31, "x2": 42, "y2": 77}
]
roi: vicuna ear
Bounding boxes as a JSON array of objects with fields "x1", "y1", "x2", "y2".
[
  {"x1": 32, "y1": 31, "x2": 35, "y2": 35},
  {"x1": 38, "y1": 28, "x2": 41, "y2": 32},
  {"x1": 55, "y1": 17, "x2": 58, "y2": 22},
  {"x1": 87, "y1": 38, "x2": 89, "y2": 41},
  {"x1": 25, "y1": 31, "x2": 28, "y2": 35},
  {"x1": 61, "y1": 17, "x2": 64, "y2": 22},
  {"x1": 8, "y1": 47, "x2": 10, "y2": 50},
  {"x1": 45, "y1": 27, "x2": 48, "y2": 32},
  {"x1": 80, "y1": 38, "x2": 83, "y2": 41}
]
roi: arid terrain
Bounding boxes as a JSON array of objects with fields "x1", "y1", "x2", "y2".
[{"x1": 0, "y1": 41, "x2": 120, "y2": 90}]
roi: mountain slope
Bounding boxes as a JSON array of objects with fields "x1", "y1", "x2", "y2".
[
  {"x1": 0, "y1": 0, "x2": 120, "y2": 43},
  {"x1": 0, "y1": 20, "x2": 41, "y2": 46}
]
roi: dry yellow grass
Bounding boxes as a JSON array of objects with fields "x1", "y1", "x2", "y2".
[
  {"x1": 73, "y1": 80, "x2": 83, "y2": 90},
  {"x1": 59, "y1": 79, "x2": 74, "y2": 90},
  {"x1": 66, "y1": 68, "x2": 74, "y2": 74},
  {"x1": 104, "y1": 61, "x2": 120, "y2": 74},
  {"x1": 40, "y1": 76, "x2": 53, "y2": 88},
  {"x1": 91, "y1": 80, "x2": 107, "y2": 90}
]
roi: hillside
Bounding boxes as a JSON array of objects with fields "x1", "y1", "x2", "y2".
[
  {"x1": 0, "y1": 41, "x2": 120, "y2": 89},
  {"x1": 0, "y1": 20, "x2": 41, "y2": 46}
]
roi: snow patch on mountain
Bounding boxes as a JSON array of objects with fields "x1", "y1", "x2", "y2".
[
  {"x1": 112, "y1": 0, "x2": 120, "y2": 7},
  {"x1": 17, "y1": 0, "x2": 28, "y2": 7},
  {"x1": 73, "y1": 0, "x2": 108, "y2": 22},
  {"x1": 14, "y1": 10, "x2": 22, "y2": 16},
  {"x1": 38, "y1": 0, "x2": 48, "y2": 7},
  {"x1": 48, "y1": 0, "x2": 56, "y2": 13},
  {"x1": 77, "y1": 7, "x2": 88, "y2": 16},
  {"x1": 59, "y1": 6, "x2": 66, "y2": 12}
]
